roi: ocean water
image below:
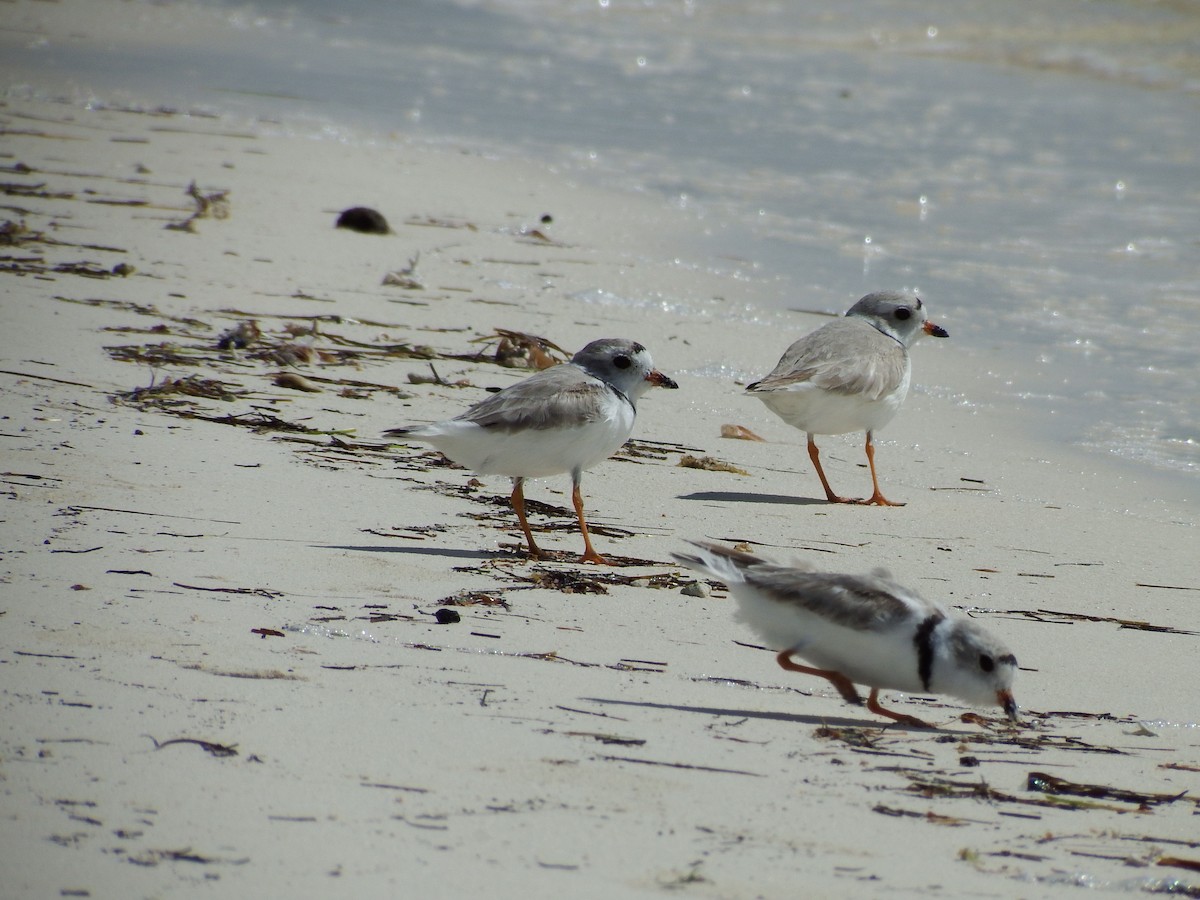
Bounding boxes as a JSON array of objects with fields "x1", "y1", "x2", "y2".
[{"x1": 5, "y1": 0, "x2": 1198, "y2": 495}]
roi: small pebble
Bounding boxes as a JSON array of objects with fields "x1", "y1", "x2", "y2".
[
  {"x1": 434, "y1": 608, "x2": 461, "y2": 625},
  {"x1": 680, "y1": 580, "x2": 710, "y2": 598},
  {"x1": 336, "y1": 206, "x2": 390, "y2": 234}
]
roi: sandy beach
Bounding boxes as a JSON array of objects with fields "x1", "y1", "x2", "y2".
[{"x1": 2, "y1": 85, "x2": 1199, "y2": 900}]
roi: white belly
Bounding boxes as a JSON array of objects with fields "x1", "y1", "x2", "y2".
[
  {"x1": 755, "y1": 373, "x2": 909, "y2": 436},
  {"x1": 732, "y1": 585, "x2": 925, "y2": 693},
  {"x1": 413, "y1": 408, "x2": 635, "y2": 479}
]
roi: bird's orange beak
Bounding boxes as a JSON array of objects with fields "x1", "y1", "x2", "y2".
[
  {"x1": 646, "y1": 370, "x2": 679, "y2": 389},
  {"x1": 998, "y1": 689, "x2": 1019, "y2": 722},
  {"x1": 924, "y1": 320, "x2": 949, "y2": 338}
]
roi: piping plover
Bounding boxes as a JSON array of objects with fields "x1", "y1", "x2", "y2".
[
  {"x1": 746, "y1": 291, "x2": 948, "y2": 506},
  {"x1": 386, "y1": 338, "x2": 678, "y2": 564},
  {"x1": 672, "y1": 540, "x2": 1018, "y2": 728}
]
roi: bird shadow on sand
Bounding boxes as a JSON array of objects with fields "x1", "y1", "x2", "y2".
[
  {"x1": 579, "y1": 696, "x2": 940, "y2": 731},
  {"x1": 315, "y1": 543, "x2": 667, "y2": 568},
  {"x1": 678, "y1": 490, "x2": 826, "y2": 507},
  {"x1": 317, "y1": 543, "x2": 502, "y2": 561}
]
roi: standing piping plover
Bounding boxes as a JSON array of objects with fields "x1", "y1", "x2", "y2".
[
  {"x1": 746, "y1": 291, "x2": 948, "y2": 506},
  {"x1": 386, "y1": 338, "x2": 678, "y2": 564},
  {"x1": 672, "y1": 540, "x2": 1018, "y2": 728}
]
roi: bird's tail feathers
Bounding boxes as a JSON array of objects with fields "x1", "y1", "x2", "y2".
[{"x1": 670, "y1": 540, "x2": 765, "y2": 583}]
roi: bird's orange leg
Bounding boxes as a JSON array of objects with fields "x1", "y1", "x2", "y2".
[
  {"x1": 510, "y1": 478, "x2": 542, "y2": 560},
  {"x1": 807, "y1": 436, "x2": 853, "y2": 504},
  {"x1": 572, "y1": 482, "x2": 609, "y2": 565},
  {"x1": 776, "y1": 650, "x2": 863, "y2": 704},
  {"x1": 861, "y1": 432, "x2": 904, "y2": 507},
  {"x1": 866, "y1": 687, "x2": 933, "y2": 728}
]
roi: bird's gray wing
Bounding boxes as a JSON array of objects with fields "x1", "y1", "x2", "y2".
[
  {"x1": 455, "y1": 365, "x2": 614, "y2": 432},
  {"x1": 745, "y1": 566, "x2": 917, "y2": 632},
  {"x1": 747, "y1": 319, "x2": 906, "y2": 401},
  {"x1": 675, "y1": 541, "x2": 917, "y2": 632}
]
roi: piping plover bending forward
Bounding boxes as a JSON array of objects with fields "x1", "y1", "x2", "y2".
[
  {"x1": 386, "y1": 338, "x2": 678, "y2": 564},
  {"x1": 672, "y1": 541, "x2": 1018, "y2": 728},
  {"x1": 746, "y1": 291, "x2": 948, "y2": 506}
]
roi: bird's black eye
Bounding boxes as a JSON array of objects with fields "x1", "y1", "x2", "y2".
[
  {"x1": 979, "y1": 654, "x2": 994, "y2": 673},
  {"x1": 613, "y1": 355, "x2": 632, "y2": 369},
  {"x1": 894, "y1": 307, "x2": 912, "y2": 321}
]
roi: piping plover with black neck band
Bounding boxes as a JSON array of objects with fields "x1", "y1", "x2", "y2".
[
  {"x1": 672, "y1": 541, "x2": 1018, "y2": 729},
  {"x1": 746, "y1": 291, "x2": 948, "y2": 506},
  {"x1": 387, "y1": 338, "x2": 678, "y2": 564}
]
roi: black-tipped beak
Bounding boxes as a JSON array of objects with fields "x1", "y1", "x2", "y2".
[
  {"x1": 998, "y1": 689, "x2": 1019, "y2": 722},
  {"x1": 646, "y1": 370, "x2": 679, "y2": 389},
  {"x1": 924, "y1": 320, "x2": 949, "y2": 338}
]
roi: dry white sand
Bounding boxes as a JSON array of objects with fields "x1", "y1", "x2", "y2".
[{"x1": 2, "y1": 93, "x2": 1198, "y2": 898}]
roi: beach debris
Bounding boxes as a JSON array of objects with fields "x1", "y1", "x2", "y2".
[
  {"x1": 251, "y1": 628, "x2": 285, "y2": 639},
  {"x1": 216, "y1": 319, "x2": 261, "y2": 350},
  {"x1": 474, "y1": 557, "x2": 689, "y2": 586},
  {"x1": 114, "y1": 375, "x2": 246, "y2": 408},
  {"x1": 720, "y1": 424, "x2": 766, "y2": 441},
  {"x1": 815, "y1": 725, "x2": 882, "y2": 749},
  {"x1": 1026, "y1": 772, "x2": 1191, "y2": 809},
  {"x1": 891, "y1": 767, "x2": 1138, "y2": 813},
  {"x1": 0, "y1": 219, "x2": 34, "y2": 245},
  {"x1": 199, "y1": 411, "x2": 325, "y2": 433},
  {"x1": 1, "y1": 182, "x2": 73, "y2": 201},
  {"x1": 434, "y1": 608, "x2": 462, "y2": 624},
  {"x1": 382, "y1": 253, "x2": 423, "y2": 289},
  {"x1": 525, "y1": 567, "x2": 609, "y2": 594},
  {"x1": 180, "y1": 662, "x2": 300, "y2": 680},
  {"x1": 680, "y1": 580, "x2": 710, "y2": 598},
  {"x1": 260, "y1": 342, "x2": 319, "y2": 366},
  {"x1": 562, "y1": 730, "x2": 646, "y2": 747},
  {"x1": 273, "y1": 372, "x2": 322, "y2": 393},
  {"x1": 677, "y1": 454, "x2": 750, "y2": 475},
  {"x1": 126, "y1": 847, "x2": 249, "y2": 867},
  {"x1": 515, "y1": 212, "x2": 559, "y2": 243},
  {"x1": 614, "y1": 657, "x2": 668, "y2": 672},
  {"x1": 873, "y1": 805, "x2": 970, "y2": 826},
  {"x1": 60, "y1": 295, "x2": 205, "y2": 328},
  {"x1": 165, "y1": 180, "x2": 230, "y2": 231},
  {"x1": 1157, "y1": 857, "x2": 1200, "y2": 874},
  {"x1": 437, "y1": 590, "x2": 507, "y2": 608},
  {"x1": 993, "y1": 608, "x2": 1198, "y2": 636},
  {"x1": 1161, "y1": 762, "x2": 1200, "y2": 773},
  {"x1": 186, "y1": 179, "x2": 230, "y2": 220},
  {"x1": 149, "y1": 736, "x2": 239, "y2": 758},
  {"x1": 404, "y1": 214, "x2": 478, "y2": 231},
  {"x1": 359, "y1": 605, "x2": 413, "y2": 624},
  {"x1": 406, "y1": 363, "x2": 470, "y2": 387},
  {"x1": 336, "y1": 206, "x2": 391, "y2": 234},
  {"x1": 173, "y1": 581, "x2": 283, "y2": 600},
  {"x1": 619, "y1": 437, "x2": 702, "y2": 460},
  {"x1": 53, "y1": 260, "x2": 123, "y2": 278},
  {"x1": 596, "y1": 754, "x2": 763, "y2": 778},
  {"x1": 518, "y1": 227, "x2": 557, "y2": 244},
  {"x1": 472, "y1": 328, "x2": 568, "y2": 369},
  {"x1": 959, "y1": 728, "x2": 1127, "y2": 756}
]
